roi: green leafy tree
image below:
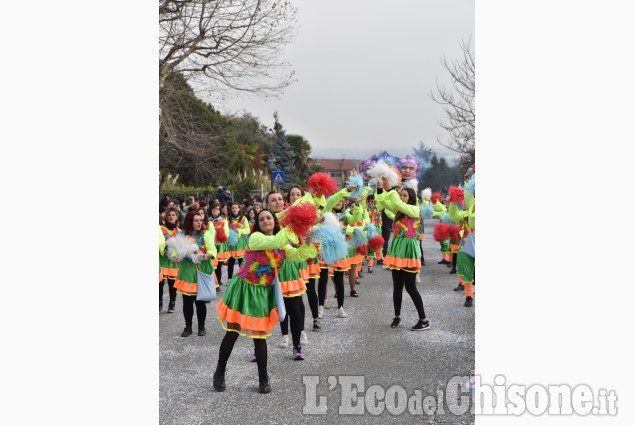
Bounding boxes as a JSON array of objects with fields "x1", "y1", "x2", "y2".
[{"x1": 286, "y1": 134, "x2": 312, "y2": 180}]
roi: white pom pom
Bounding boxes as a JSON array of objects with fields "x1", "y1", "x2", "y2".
[
  {"x1": 421, "y1": 188, "x2": 432, "y2": 201},
  {"x1": 366, "y1": 161, "x2": 399, "y2": 188},
  {"x1": 166, "y1": 233, "x2": 191, "y2": 261},
  {"x1": 166, "y1": 233, "x2": 206, "y2": 263},
  {"x1": 321, "y1": 212, "x2": 343, "y2": 230},
  {"x1": 403, "y1": 179, "x2": 418, "y2": 192}
]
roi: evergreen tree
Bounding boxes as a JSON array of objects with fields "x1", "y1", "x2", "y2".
[
  {"x1": 266, "y1": 112, "x2": 297, "y2": 191},
  {"x1": 412, "y1": 141, "x2": 434, "y2": 190}
]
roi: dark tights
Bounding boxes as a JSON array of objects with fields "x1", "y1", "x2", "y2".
[
  {"x1": 159, "y1": 278, "x2": 177, "y2": 305},
  {"x1": 214, "y1": 265, "x2": 223, "y2": 285},
  {"x1": 391, "y1": 269, "x2": 426, "y2": 320},
  {"x1": 318, "y1": 268, "x2": 344, "y2": 309},
  {"x1": 227, "y1": 257, "x2": 243, "y2": 280},
  {"x1": 280, "y1": 296, "x2": 304, "y2": 347},
  {"x1": 305, "y1": 278, "x2": 319, "y2": 319},
  {"x1": 182, "y1": 294, "x2": 207, "y2": 328},
  {"x1": 217, "y1": 331, "x2": 267, "y2": 373}
]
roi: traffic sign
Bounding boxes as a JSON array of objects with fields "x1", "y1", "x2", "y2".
[{"x1": 273, "y1": 171, "x2": 285, "y2": 183}]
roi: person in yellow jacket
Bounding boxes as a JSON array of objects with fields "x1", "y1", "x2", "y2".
[
  {"x1": 226, "y1": 202, "x2": 250, "y2": 281},
  {"x1": 375, "y1": 182, "x2": 430, "y2": 331},
  {"x1": 449, "y1": 177, "x2": 475, "y2": 307},
  {"x1": 213, "y1": 209, "x2": 319, "y2": 393}
]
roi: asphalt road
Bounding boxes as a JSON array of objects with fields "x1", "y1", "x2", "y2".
[{"x1": 160, "y1": 219, "x2": 475, "y2": 424}]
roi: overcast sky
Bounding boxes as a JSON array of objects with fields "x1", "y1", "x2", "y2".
[{"x1": 218, "y1": 0, "x2": 474, "y2": 162}]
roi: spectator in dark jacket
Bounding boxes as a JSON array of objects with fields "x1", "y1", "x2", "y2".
[{"x1": 216, "y1": 187, "x2": 232, "y2": 204}]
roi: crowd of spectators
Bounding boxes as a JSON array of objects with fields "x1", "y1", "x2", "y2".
[{"x1": 159, "y1": 187, "x2": 263, "y2": 227}]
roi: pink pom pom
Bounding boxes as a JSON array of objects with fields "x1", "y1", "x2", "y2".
[
  {"x1": 279, "y1": 203, "x2": 318, "y2": 238},
  {"x1": 307, "y1": 172, "x2": 339, "y2": 198},
  {"x1": 355, "y1": 244, "x2": 368, "y2": 256},
  {"x1": 431, "y1": 192, "x2": 443, "y2": 204},
  {"x1": 368, "y1": 235, "x2": 384, "y2": 252},
  {"x1": 448, "y1": 186, "x2": 464, "y2": 204},
  {"x1": 215, "y1": 227, "x2": 228, "y2": 244},
  {"x1": 433, "y1": 223, "x2": 452, "y2": 242}
]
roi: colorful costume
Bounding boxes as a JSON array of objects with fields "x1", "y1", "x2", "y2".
[
  {"x1": 227, "y1": 216, "x2": 250, "y2": 259},
  {"x1": 170, "y1": 229, "x2": 217, "y2": 296},
  {"x1": 376, "y1": 190, "x2": 421, "y2": 273},
  {"x1": 216, "y1": 228, "x2": 317, "y2": 339}
]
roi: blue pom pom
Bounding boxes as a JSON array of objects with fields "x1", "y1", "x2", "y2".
[
  {"x1": 440, "y1": 214, "x2": 456, "y2": 225},
  {"x1": 228, "y1": 229, "x2": 239, "y2": 247},
  {"x1": 348, "y1": 227, "x2": 367, "y2": 247},
  {"x1": 311, "y1": 226, "x2": 348, "y2": 265},
  {"x1": 346, "y1": 175, "x2": 365, "y2": 198},
  {"x1": 365, "y1": 224, "x2": 378, "y2": 239},
  {"x1": 367, "y1": 178, "x2": 377, "y2": 187},
  {"x1": 421, "y1": 204, "x2": 435, "y2": 219}
]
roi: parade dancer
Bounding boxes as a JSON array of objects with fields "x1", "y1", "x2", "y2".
[
  {"x1": 226, "y1": 202, "x2": 250, "y2": 281},
  {"x1": 449, "y1": 168, "x2": 476, "y2": 307},
  {"x1": 210, "y1": 204, "x2": 230, "y2": 288},
  {"x1": 376, "y1": 182, "x2": 430, "y2": 331},
  {"x1": 170, "y1": 211, "x2": 217, "y2": 337},
  {"x1": 159, "y1": 207, "x2": 180, "y2": 313},
  {"x1": 270, "y1": 188, "x2": 310, "y2": 356},
  {"x1": 213, "y1": 209, "x2": 319, "y2": 393}
]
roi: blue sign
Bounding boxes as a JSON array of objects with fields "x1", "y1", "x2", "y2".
[{"x1": 273, "y1": 171, "x2": 285, "y2": 183}]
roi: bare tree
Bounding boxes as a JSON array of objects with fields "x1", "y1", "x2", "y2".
[
  {"x1": 159, "y1": 1, "x2": 297, "y2": 185},
  {"x1": 159, "y1": 0, "x2": 298, "y2": 98},
  {"x1": 431, "y1": 39, "x2": 475, "y2": 171}
]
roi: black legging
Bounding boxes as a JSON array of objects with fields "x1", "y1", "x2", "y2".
[
  {"x1": 391, "y1": 269, "x2": 426, "y2": 320},
  {"x1": 305, "y1": 278, "x2": 319, "y2": 319},
  {"x1": 159, "y1": 278, "x2": 177, "y2": 304},
  {"x1": 215, "y1": 266, "x2": 223, "y2": 285},
  {"x1": 280, "y1": 295, "x2": 306, "y2": 334},
  {"x1": 382, "y1": 226, "x2": 392, "y2": 258},
  {"x1": 217, "y1": 331, "x2": 267, "y2": 372},
  {"x1": 279, "y1": 296, "x2": 304, "y2": 347},
  {"x1": 182, "y1": 294, "x2": 207, "y2": 328},
  {"x1": 420, "y1": 240, "x2": 425, "y2": 263},
  {"x1": 227, "y1": 257, "x2": 243, "y2": 280},
  {"x1": 318, "y1": 268, "x2": 344, "y2": 309}
]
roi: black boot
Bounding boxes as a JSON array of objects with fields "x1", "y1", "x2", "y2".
[
  {"x1": 159, "y1": 301, "x2": 163, "y2": 313},
  {"x1": 464, "y1": 296, "x2": 473, "y2": 307},
  {"x1": 181, "y1": 327, "x2": 192, "y2": 337},
  {"x1": 258, "y1": 366, "x2": 271, "y2": 393},
  {"x1": 213, "y1": 363, "x2": 226, "y2": 391},
  {"x1": 198, "y1": 325, "x2": 206, "y2": 336},
  {"x1": 167, "y1": 301, "x2": 175, "y2": 313},
  {"x1": 453, "y1": 283, "x2": 464, "y2": 292}
]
